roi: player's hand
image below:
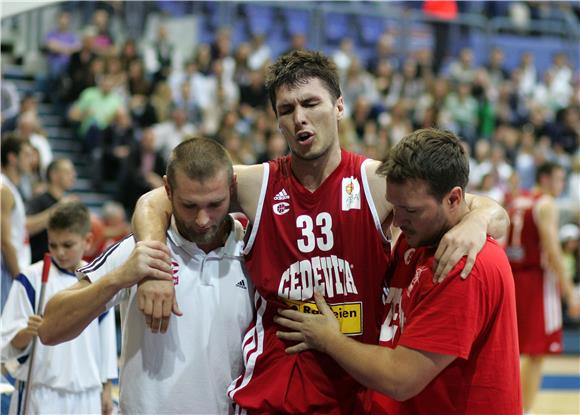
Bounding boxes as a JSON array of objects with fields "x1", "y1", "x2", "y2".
[
  {"x1": 275, "y1": 292, "x2": 341, "y2": 354},
  {"x1": 137, "y1": 278, "x2": 182, "y2": 334},
  {"x1": 433, "y1": 212, "x2": 486, "y2": 282},
  {"x1": 116, "y1": 241, "x2": 173, "y2": 288},
  {"x1": 25, "y1": 315, "x2": 43, "y2": 337}
]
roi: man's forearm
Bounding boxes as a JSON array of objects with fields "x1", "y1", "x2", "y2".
[
  {"x1": 39, "y1": 274, "x2": 123, "y2": 345},
  {"x1": 132, "y1": 187, "x2": 171, "y2": 242},
  {"x1": 1, "y1": 243, "x2": 20, "y2": 277},
  {"x1": 324, "y1": 335, "x2": 411, "y2": 400},
  {"x1": 465, "y1": 193, "x2": 509, "y2": 239}
]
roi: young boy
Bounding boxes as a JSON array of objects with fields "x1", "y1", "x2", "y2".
[{"x1": 1, "y1": 201, "x2": 117, "y2": 414}]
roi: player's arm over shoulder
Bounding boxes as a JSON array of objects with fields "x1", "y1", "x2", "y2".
[
  {"x1": 234, "y1": 163, "x2": 264, "y2": 223},
  {"x1": 365, "y1": 159, "x2": 392, "y2": 224}
]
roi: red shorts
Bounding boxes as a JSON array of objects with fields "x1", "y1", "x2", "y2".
[{"x1": 513, "y1": 268, "x2": 562, "y2": 355}]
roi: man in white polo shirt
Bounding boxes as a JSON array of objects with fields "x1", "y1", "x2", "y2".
[{"x1": 38, "y1": 137, "x2": 254, "y2": 414}]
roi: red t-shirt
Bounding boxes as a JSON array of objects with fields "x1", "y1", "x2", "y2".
[
  {"x1": 228, "y1": 150, "x2": 390, "y2": 414},
  {"x1": 373, "y1": 236, "x2": 522, "y2": 415}
]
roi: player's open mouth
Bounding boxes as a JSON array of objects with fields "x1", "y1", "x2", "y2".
[{"x1": 296, "y1": 131, "x2": 314, "y2": 144}]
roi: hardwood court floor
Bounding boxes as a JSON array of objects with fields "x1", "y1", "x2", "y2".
[{"x1": 533, "y1": 355, "x2": 580, "y2": 415}]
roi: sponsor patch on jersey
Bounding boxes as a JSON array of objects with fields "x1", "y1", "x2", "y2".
[
  {"x1": 273, "y1": 202, "x2": 290, "y2": 215},
  {"x1": 341, "y1": 177, "x2": 361, "y2": 211},
  {"x1": 282, "y1": 298, "x2": 363, "y2": 336},
  {"x1": 235, "y1": 279, "x2": 247, "y2": 289},
  {"x1": 274, "y1": 188, "x2": 290, "y2": 201}
]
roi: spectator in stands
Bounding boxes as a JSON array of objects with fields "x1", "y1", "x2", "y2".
[
  {"x1": 447, "y1": 47, "x2": 476, "y2": 85},
  {"x1": 89, "y1": 8, "x2": 116, "y2": 57},
  {"x1": 15, "y1": 111, "x2": 53, "y2": 177},
  {"x1": 247, "y1": 34, "x2": 271, "y2": 71},
  {"x1": 153, "y1": 106, "x2": 196, "y2": 162},
  {"x1": 65, "y1": 30, "x2": 98, "y2": 102},
  {"x1": 444, "y1": 81, "x2": 478, "y2": 147},
  {"x1": 149, "y1": 81, "x2": 173, "y2": 123},
  {"x1": 485, "y1": 46, "x2": 510, "y2": 85},
  {"x1": 27, "y1": 158, "x2": 77, "y2": 263},
  {"x1": 99, "y1": 108, "x2": 136, "y2": 183},
  {"x1": 118, "y1": 127, "x2": 165, "y2": 216},
  {"x1": 516, "y1": 51, "x2": 537, "y2": 98},
  {"x1": 560, "y1": 223, "x2": 579, "y2": 285},
  {"x1": 144, "y1": 25, "x2": 175, "y2": 85},
  {"x1": 68, "y1": 73, "x2": 125, "y2": 152},
  {"x1": 332, "y1": 37, "x2": 355, "y2": 81},
  {"x1": 43, "y1": 10, "x2": 81, "y2": 98},
  {"x1": 367, "y1": 32, "x2": 399, "y2": 75},
  {"x1": 342, "y1": 57, "x2": 377, "y2": 117}
]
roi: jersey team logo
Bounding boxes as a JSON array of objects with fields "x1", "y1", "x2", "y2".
[
  {"x1": 341, "y1": 177, "x2": 361, "y2": 211},
  {"x1": 274, "y1": 188, "x2": 290, "y2": 201},
  {"x1": 273, "y1": 202, "x2": 290, "y2": 215}
]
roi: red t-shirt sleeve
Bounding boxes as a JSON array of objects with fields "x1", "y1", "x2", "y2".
[{"x1": 397, "y1": 264, "x2": 487, "y2": 360}]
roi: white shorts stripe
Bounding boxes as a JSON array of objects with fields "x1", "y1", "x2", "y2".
[{"x1": 227, "y1": 293, "x2": 268, "y2": 400}]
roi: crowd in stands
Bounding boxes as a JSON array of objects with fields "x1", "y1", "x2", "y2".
[{"x1": 1, "y1": 1, "x2": 579, "y2": 283}]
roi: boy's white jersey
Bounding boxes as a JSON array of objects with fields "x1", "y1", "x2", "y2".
[
  {"x1": 1, "y1": 259, "x2": 118, "y2": 390},
  {"x1": 77, "y1": 217, "x2": 255, "y2": 414}
]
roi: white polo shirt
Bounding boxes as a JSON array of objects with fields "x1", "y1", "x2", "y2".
[{"x1": 78, "y1": 216, "x2": 255, "y2": 414}]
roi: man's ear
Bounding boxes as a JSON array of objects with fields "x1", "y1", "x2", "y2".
[
  {"x1": 163, "y1": 175, "x2": 172, "y2": 200},
  {"x1": 336, "y1": 96, "x2": 345, "y2": 121},
  {"x1": 447, "y1": 186, "x2": 464, "y2": 210}
]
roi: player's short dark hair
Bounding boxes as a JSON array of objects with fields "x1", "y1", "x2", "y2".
[
  {"x1": 1, "y1": 135, "x2": 30, "y2": 166},
  {"x1": 536, "y1": 161, "x2": 563, "y2": 184},
  {"x1": 377, "y1": 128, "x2": 469, "y2": 200},
  {"x1": 166, "y1": 137, "x2": 233, "y2": 189},
  {"x1": 48, "y1": 201, "x2": 91, "y2": 236},
  {"x1": 265, "y1": 49, "x2": 341, "y2": 115}
]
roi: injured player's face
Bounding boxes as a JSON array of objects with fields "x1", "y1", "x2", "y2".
[{"x1": 168, "y1": 168, "x2": 232, "y2": 247}]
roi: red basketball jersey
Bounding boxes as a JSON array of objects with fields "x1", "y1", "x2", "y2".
[
  {"x1": 228, "y1": 150, "x2": 390, "y2": 414},
  {"x1": 506, "y1": 191, "x2": 544, "y2": 270}
]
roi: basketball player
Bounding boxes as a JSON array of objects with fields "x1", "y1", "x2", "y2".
[
  {"x1": 275, "y1": 129, "x2": 522, "y2": 414},
  {"x1": 505, "y1": 161, "x2": 580, "y2": 413},
  {"x1": 38, "y1": 138, "x2": 254, "y2": 414},
  {"x1": 133, "y1": 50, "x2": 509, "y2": 413}
]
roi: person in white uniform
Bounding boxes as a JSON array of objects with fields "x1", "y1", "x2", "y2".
[
  {"x1": 1, "y1": 136, "x2": 34, "y2": 312},
  {"x1": 1, "y1": 201, "x2": 117, "y2": 415},
  {"x1": 39, "y1": 137, "x2": 255, "y2": 414}
]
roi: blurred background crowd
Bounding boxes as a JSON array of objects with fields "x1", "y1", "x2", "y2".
[{"x1": 1, "y1": 0, "x2": 579, "y2": 290}]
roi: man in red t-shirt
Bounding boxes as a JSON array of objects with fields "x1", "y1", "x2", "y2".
[{"x1": 276, "y1": 129, "x2": 522, "y2": 414}]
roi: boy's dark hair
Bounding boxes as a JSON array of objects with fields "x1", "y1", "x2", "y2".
[
  {"x1": 265, "y1": 49, "x2": 341, "y2": 115},
  {"x1": 377, "y1": 128, "x2": 469, "y2": 200},
  {"x1": 1, "y1": 135, "x2": 29, "y2": 166},
  {"x1": 48, "y1": 201, "x2": 91, "y2": 236},
  {"x1": 166, "y1": 137, "x2": 233, "y2": 190},
  {"x1": 535, "y1": 161, "x2": 563, "y2": 184}
]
